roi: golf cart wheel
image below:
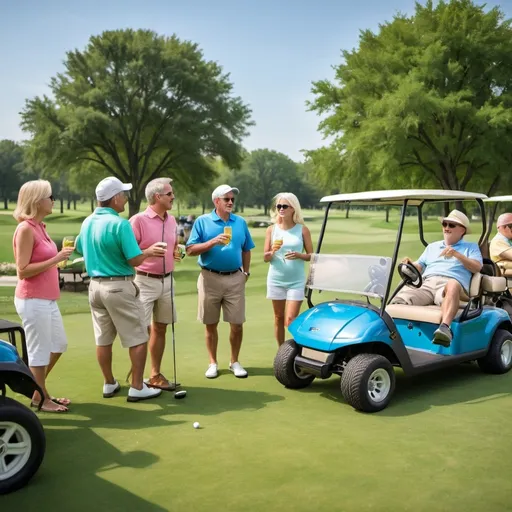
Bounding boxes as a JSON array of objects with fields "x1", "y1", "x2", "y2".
[
  {"x1": 0, "y1": 397, "x2": 46, "y2": 495},
  {"x1": 340, "y1": 354, "x2": 395, "y2": 413},
  {"x1": 274, "y1": 339, "x2": 315, "y2": 389},
  {"x1": 477, "y1": 329, "x2": 512, "y2": 374}
]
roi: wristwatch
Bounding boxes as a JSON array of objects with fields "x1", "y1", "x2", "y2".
[{"x1": 242, "y1": 271, "x2": 251, "y2": 277}]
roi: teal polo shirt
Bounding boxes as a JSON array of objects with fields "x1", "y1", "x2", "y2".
[
  {"x1": 187, "y1": 210, "x2": 255, "y2": 271},
  {"x1": 76, "y1": 208, "x2": 142, "y2": 277}
]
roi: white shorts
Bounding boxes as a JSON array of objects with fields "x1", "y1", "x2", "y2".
[
  {"x1": 134, "y1": 274, "x2": 177, "y2": 327},
  {"x1": 266, "y1": 284, "x2": 305, "y2": 301},
  {"x1": 14, "y1": 298, "x2": 68, "y2": 367}
]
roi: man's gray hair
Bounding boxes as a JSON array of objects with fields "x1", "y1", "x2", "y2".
[{"x1": 145, "y1": 177, "x2": 173, "y2": 204}]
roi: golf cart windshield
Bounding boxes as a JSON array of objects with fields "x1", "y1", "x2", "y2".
[{"x1": 307, "y1": 254, "x2": 392, "y2": 300}]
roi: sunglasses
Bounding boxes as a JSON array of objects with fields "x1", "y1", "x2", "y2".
[
  {"x1": 442, "y1": 222, "x2": 460, "y2": 229},
  {"x1": 276, "y1": 204, "x2": 290, "y2": 210},
  {"x1": 161, "y1": 192, "x2": 174, "y2": 197},
  {"x1": 505, "y1": 224, "x2": 512, "y2": 230},
  {"x1": 49, "y1": 195, "x2": 55, "y2": 201},
  {"x1": 221, "y1": 197, "x2": 235, "y2": 203}
]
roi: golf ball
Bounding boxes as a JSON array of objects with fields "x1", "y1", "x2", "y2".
[{"x1": 193, "y1": 422, "x2": 200, "y2": 429}]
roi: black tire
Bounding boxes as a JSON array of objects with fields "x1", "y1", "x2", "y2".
[
  {"x1": 0, "y1": 396, "x2": 46, "y2": 495},
  {"x1": 477, "y1": 329, "x2": 512, "y2": 374},
  {"x1": 274, "y1": 339, "x2": 315, "y2": 389},
  {"x1": 340, "y1": 354, "x2": 395, "y2": 413}
]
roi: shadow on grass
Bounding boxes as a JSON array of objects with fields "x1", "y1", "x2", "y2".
[
  {"x1": 6, "y1": 387, "x2": 284, "y2": 508},
  {"x1": 296, "y1": 364, "x2": 512, "y2": 416}
]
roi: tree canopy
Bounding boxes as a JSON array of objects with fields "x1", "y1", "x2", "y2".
[
  {"x1": 308, "y1": 0, "x2": 512, "y2": 197},
  {"x1": 21, "y1": 29, "x2": 253, "y2": 216}
]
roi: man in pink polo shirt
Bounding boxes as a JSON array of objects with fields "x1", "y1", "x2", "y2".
[{"x1": 130, "y1": 177, "x2": 182, "y2": 391}]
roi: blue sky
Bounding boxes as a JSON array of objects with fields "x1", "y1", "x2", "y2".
[{"x1": 0, "y1": 0, "x2": 510, "y2": 161}]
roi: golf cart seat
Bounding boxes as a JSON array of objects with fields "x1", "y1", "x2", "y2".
[{"x1": 386, "y1": 273, "x2": 507, "y2": 324}]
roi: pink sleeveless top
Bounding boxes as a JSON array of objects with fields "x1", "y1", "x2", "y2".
[{"x1": 14, "y1": 219, "x2": 60, "y2": 300}]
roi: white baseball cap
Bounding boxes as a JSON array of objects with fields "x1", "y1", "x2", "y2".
[
  {"x1": 212, "y1": 184, "x2": 240, "y2": 201},
  {"x1": 96, "y1": 177, "x2": 133, "y2": 201}
]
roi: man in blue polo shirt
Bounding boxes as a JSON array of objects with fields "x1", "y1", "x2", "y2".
[
  {"x1": 76, "y1": 177, "x2": 166, "y2": 403},
  {"x1": 392, "y1": 209, "x2": 482, "y2": 347},
  {"x1": 187, "y1": 184, "x2": 255, "y2": 379}
]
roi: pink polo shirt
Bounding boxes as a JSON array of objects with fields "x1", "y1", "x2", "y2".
[
  {"x1": 129, "y1": 207, "x2": 177, "y2": 275},
  {"x1": 13, "y1": 219, "x2": 60, "y2": 300}
]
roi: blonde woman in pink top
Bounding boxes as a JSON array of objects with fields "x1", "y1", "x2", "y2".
[{"x1": 12, "y1": 180, "x2": 74, "y2": 413}]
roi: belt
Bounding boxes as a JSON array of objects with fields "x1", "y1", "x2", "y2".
[
  {"x1": 136, "y1": 271, "x2": 172, "y2": 279},
  {"x1": 201, "y1": 267, "x2": 241, "y2": 276},
  {"x1": 91, "y1": 275, "x2": 134, "y2": 282}
]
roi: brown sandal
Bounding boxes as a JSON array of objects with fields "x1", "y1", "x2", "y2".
[{"x1": 145, "y1": 373, "x2": 180, "y2": 391}]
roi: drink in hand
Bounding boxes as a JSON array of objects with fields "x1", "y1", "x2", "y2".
[
  {"x1": 223, "y1": 226, "x2": 232, "y2": 245},
  {"x1": 58, "y1": 236, "x2": 75, "y2": 268}
]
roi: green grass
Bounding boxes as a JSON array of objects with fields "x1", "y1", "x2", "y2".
[{"x1": 2, "y1": 209, "x2": 512, "y2": 511}]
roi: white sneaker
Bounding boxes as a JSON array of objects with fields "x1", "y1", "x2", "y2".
[
  {"x1": 103, "y1": 380, "x2": 121, "y2": 398},
  {"x1": 205, "y1": 363, "x2": 218, "y2": 379},
  {"x1": 229, "y1": 362, "x2": 248, "y2": 378},
  {"x1": 127, "y1": 383, "x2": 162, "y2": 402}
]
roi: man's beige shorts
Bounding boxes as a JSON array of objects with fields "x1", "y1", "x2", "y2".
[
  {"x1": 134, "y1": 274, "x2": 177, "y2": 327},
  {"x1": 393, "y1": 276, "x2": 462, "y2": 306},
  {"x1": 197, "y1": 269, "x2": 246, "y2": 325},
  {"x1": 88, "y1": 278, "x2": 148, "y2": 348}
]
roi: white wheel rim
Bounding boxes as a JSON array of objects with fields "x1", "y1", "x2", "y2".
[
  {"x1": 501, "y1": 340, "x2": 512, "y2": 367},
  {"x1": 367, "y1": 369, "x2": 391, "y2": 403},
  {"x1": 0, "y1": 422, "x2": 32, "y2": 481},
  {"x1": 293, "y1": 362, "x2": 311, "y2": 380}
]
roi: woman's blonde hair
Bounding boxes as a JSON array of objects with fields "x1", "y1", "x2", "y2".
[
  {"x1": 13, "y1": 180, "x2": 52, "y2": 222},
  {"x1": 270, "y1": 192, "x2": 305, "y2": 225}
]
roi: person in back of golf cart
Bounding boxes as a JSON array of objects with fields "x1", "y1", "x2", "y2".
[
  {"x1": 263, "y1": 193, "x2": 313, "y2": 347},
  {"x1": 490, "y1": 213, "x2": 512, "y2": 271},
  {"x1": 391, "y1": 210, "x2": 482, "y2": 347}
]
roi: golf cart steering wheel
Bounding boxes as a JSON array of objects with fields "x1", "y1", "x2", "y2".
[{"x1": 397, "y1": 262, "x2": 422, "y2": 289}]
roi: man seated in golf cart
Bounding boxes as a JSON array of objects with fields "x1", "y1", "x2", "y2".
[
  {"x1": 490, "y1": 213, "x2": 512, "y2": 274},
  {"x1": 391, "y1": 210, "x2": 482, "y2": 347}
]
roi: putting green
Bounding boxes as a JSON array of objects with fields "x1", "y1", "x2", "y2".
[{"x1": 1, "y1": 212, "x2": 511, "y2": 511}]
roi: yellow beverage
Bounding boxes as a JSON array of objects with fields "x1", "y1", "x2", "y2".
[
  {"x1": 63, "y1": 240, "x2": 74, "y2": 248},
  {"x1": 273, "y1": 238, "x2": 283, "y2": 250},
  {"x1": 58, "y1": 236, "x2": 75, "y2": 268},
  {"x1": 223, "y1": 226, "x2": 232, "y2": 245}
]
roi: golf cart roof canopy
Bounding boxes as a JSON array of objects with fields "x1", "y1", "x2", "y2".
[
  {"x1": 484, "y1": 196, "x2": 512, "y2": 203},
  {"x1": 320, "y1": 189, "x2": 488, "y2": 206}
]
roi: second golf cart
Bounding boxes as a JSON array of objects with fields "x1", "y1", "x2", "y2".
[{"x1": 274, "y1": 190, "x2": 512, "y2": 412}]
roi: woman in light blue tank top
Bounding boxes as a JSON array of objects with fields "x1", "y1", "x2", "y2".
[{"x1": 263, "y1": 193, "x2": 313, "y2": 346}]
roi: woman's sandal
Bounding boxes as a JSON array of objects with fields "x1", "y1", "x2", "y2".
[
  {"x1": 51, "y1": 397, "x2": 71, "y2": 406},
  {"x1": 30, "y1": 399, "x2": 69, "y2": 413}
]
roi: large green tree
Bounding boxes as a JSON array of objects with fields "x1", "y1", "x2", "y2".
[
  {"x1": 0, "y1": 140, "x2": 24, "y2": 209},
  {"x1": 21, "y1": 29, "x2": 252, "y2": 216},
  {"x1": 308, "y1": 0, "x2": 512, "y2": 200}
]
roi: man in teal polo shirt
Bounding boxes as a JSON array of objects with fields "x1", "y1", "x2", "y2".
[
  {"x1": 187, "y1": 184, "x2": 255, "y2": 379},
  {"x1": 76, "y1": 176, "x2": 166, "y2": 402}
]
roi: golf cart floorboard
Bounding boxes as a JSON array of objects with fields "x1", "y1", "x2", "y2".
[{"x1": 406, "y1": 347, "x2": 446, "y2": 366}]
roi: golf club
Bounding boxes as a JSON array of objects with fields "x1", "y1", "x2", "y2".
[{"x1": 170, "y1": 269, "x2": 187, "y2": 399}]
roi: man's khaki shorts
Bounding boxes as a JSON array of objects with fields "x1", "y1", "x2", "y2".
[
  {"x1": 392, "y1": 276, "x2": 463, "y2": 306},
  {"x1": 88, "y1": 278, "x2": 148, "y2": 348},
  {"x1": 134, "y1": 274, "x2": 177, "y2": 327},
  {"x1": 197, "y1": 269, "x2": 246, "y2": 325}
]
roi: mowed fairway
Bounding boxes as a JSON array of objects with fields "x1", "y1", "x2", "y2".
[{"x1": 1, "y1": 206, "x2": 512, "y2": 511}]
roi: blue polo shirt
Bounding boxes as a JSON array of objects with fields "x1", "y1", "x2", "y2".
[
  {"x1": 76, "y1": 208, "x2": 142, "y2": 277},
  {"x1": 417, "y1": 239, "x2": 482, "y2": 292},
  {"x1": 187, "y1": 210, "x2": 255, "y2": 271}
]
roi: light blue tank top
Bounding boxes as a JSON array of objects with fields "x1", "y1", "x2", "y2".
[{"x1": 267, "y1": 223, "x2": 305, "y2": 289}]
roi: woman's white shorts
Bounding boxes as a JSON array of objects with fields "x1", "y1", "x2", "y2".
[
  {"x1": 14, "y1": 298, "x2": 68, "y2": 367},
  {"x1": 266, "y1": 285, "x2": 305, "y2": 301}
]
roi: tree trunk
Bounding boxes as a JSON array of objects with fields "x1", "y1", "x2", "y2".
[
  {"x1": 385, "y1": 207, "x2": 390, "y2": 223},
  {"x1": 455, "y1": 201, "x2": 466, "y2": 215},
  {"x1": 73, "y1": 199, "x2": 77, "y2": 210},
  {"x1": 60, "y1": 197, "x2": 64, "y2": 214},
  {"x1": 127, "y1": 195, "x2": 142, "y2": 218},
  {"x1": 264, "y1": 205, "x2": 268, "y2": 216},
  {"x1": 67, "y1": 196, "x2": 72, "y2": 210},
  {"x1": 90, "y1": 197, "x2": 94, "y2": 212},
  {"x1": 3, "y1": 197, "x2": 7, "y2": 210},
  {"x1": 345, "y1": 203, "x2": 350, "y2": 219},
  {"x1": 241, "y1": 204, "x2": 244, "y2": 213},
  {"x1": 444, "y1": 203, "x2": 450, "y2": 217},
  {"x1": 202, "y1": 201, "x2": 206, "y2": 214}
]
